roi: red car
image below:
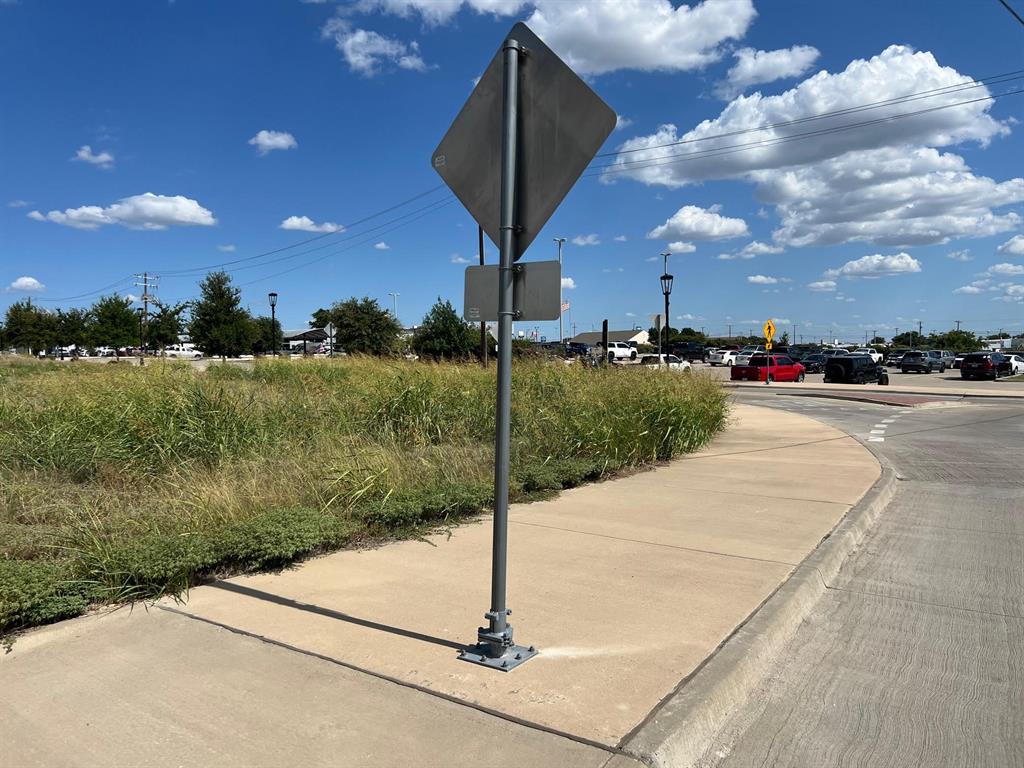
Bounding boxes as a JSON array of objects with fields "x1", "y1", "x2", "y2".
[{"x1": 730, "y1": 354, "x2": 806, "y2": 382}]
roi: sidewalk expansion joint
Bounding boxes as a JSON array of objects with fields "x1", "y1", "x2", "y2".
[
  {"x1": 154, "y1": 603, "x2": 629, "y2": 756},
  {"x1": 509, "y1": 520, "x2": 798, "y2": 568}
]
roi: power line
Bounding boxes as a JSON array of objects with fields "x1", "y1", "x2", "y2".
[
  {"x1": 594, "y1": 69, "x2": 1024, "y2": 158},
  {"x1": 237, "y1": 199, "x2": 457, "y2": 288},
  {"x1": 586, "y1": 89, "x2": 1024, "y2": 178},
  {"x1": 160, "y1": 196, "x2": 454, "y2": 279},
  {"x1": 157, "y1": 184, "x2": 447, "y2": 276},
  {"x1": 33, "y1": 275, "x2": 135, "y2": 303},
  {"x1": 998, "y1": 0, "x2": 1024, "y2": 26}
]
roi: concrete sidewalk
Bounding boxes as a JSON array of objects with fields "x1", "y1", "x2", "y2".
[{"x1": 0, "y1": 404, "x2": 880, "y2": 767}]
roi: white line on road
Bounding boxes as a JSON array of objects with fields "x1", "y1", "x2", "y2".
[
  {"x1": 869, "y1": 429, "x2": 886, "y2": 434},
  {"x1": 867, "y1": 437, "x2": 885, "y2": 442}
]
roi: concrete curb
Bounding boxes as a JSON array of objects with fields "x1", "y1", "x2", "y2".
[{"x1": 619, "y1": 459, "x2": 898, "y2": 768}]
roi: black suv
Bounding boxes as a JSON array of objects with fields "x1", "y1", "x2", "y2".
[
  {"x1": 960, "y1": 352, "x2": 1012, "y2": 380},
  {"x1": 669, "y1": 341, "x2": 705, "y2": 361},
  {"x1": 823, "y1": 355, "x2": 888, "y2": 385}
]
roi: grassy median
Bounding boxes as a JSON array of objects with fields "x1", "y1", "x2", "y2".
[{"x1": 0, "y1": 356, "x2": 728, "y2": 635}]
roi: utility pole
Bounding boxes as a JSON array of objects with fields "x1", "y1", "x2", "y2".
[
  {"x1": 554, "y1": 237, "x2": 566, "y2": 343},
  {"x1": 479, "y1": 225, "x2": 488, "y2": 366},
  {"x1": 133, "y1": 272, "x2": 158, "y2": 356},
  {"x1": 727, "y1": 323, "x2": 732, "y2": 338},
  {"x1": 918, "y1": 320, "x2": 923, "y2": 348},
  {"x1": 955, "y1": 319, "x2": 961, "y2": 331}
]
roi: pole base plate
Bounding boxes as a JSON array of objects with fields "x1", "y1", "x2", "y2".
[{"x1": 458, "y1": 643, "x2": 538, "y2": 671}]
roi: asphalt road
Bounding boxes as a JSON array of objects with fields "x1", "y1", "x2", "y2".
[
  {"x1": 695, "y1": 360, "x2": 1024, "y2": 392},
  {"x1": 695, "y1": 390, "x2": 1024, "y2": 767}
]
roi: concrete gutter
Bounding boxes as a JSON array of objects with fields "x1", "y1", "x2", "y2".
[{"x1": 619, "y1": 460, "x2": 898, "y2": 768}]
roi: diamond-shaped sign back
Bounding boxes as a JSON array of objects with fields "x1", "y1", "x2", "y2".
[{"x1": 432, "y1": 22, "x2": 616, "y2": 259}]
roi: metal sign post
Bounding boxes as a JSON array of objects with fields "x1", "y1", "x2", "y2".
[
  {"x1": 763, "y1": 319, "x2": 776, "y2": 385},
  {"x1": 432, "y1": 22, "x2": 615, "y2": 672}
]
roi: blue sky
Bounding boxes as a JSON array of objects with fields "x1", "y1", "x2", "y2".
[{"x1": 2, "y1": 0, "x2": 1023, "y2": 342}]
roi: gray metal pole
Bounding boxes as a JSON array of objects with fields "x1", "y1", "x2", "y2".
[
  {"x1": 461, "y1": 36, "x2": 535, "y2": 671},
  {"x1": 555, "y1": 237, "x2": 566, "y2": 343}
]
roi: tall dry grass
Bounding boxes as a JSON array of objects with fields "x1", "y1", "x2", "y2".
[{"x1": 0, "y1": 356, "x2": 728, "y2": 633}]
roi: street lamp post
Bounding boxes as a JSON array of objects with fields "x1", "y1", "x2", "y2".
[
  {"x1": 389, "y1": 292, "x2": 400, "y2": 326},
  {"x1": 136, "y1": 307, "x2": 145, "y2": 367},
  {"x1": 554, "y1": 237, "x2": 566, "y2": 343},
  {"x1": 661, "y1": 272, "x2": 674, "y2": 368},
  {"x1": 660, "y1": 251, "x2": 672, "y2": 365},
  {"x1": 268, "y1": 292, "x2": 278, "y2": 356}
]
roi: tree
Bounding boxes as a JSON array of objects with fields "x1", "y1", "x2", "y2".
[
  {"x1": 779, "y1": 331, "x2": 790, "y2": 346},
  {"x1": 870, "y1": 336, "x2": 887, "y2": 345},
  {"x1": 311, "y1": 297, "x2": 400, "y2": 355},
  {"x1": 927, "y1": 329, "x2": 981, "y2": 353},
  {"x1": 3, "y1": 300, "x2": 56, "y2": 352},
  {"x1": 891, "y1": 331, "x2": 925, "y2": 349},
  {"x1": 148, "y1": 301, "x2": 187, "y2": 350},
  {"x1": 250, "y1": 316, "x2": 282, "y2": 355},
  {"x1": 188, "y1": 272, "x2": 255, "y2": 358},
  {"x1": 411, "y1": 298, "x2": 478, "y2": 360},
  {"x1": 89, "y1": 295, "x2": 138, "y2": 348},
  {"x1": 56, "y1": 308, "x2": 91, "y2": 349}
]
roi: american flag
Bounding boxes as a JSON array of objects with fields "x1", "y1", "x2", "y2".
[{"x1": 561, "y1": 301, "x2": 570, "y2": 312}]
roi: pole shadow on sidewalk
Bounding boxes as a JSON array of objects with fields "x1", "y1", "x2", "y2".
[{"x1": 208, "y1": 581, "x2": 469, "y2": 652}]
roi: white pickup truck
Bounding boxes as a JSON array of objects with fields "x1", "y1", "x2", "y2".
[{"x1": 853, "y1": 347, "x2": 883, "y2": 364}]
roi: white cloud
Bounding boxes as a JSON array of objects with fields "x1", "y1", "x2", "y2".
[
  {"x1": 528, "y1": 0, "x2": 756, "y2": 76},
  {"x1": 606, "y1": 46, "x2": 1009, "y2": 189},
  {"x1": 248, "y1": 130, "x2": 297, "y2": 156},
  {"x1": 953, "y1": 284, "x2": 983, "y2": 294},
  {"x1": 322, "y1": 16, "x2": 427, "y2": 76},
  {"x1": 946, "y1": 249, "x2": 972, "y2": 261},
  {"x1": 572, "y1": 233, "x2": 601, "y2": 246},
  {"x1": 450, "y1": 253, "x2": 472, "y2": 264},
  {"x1": 715, "y1": 45, "x2": 820, "y2": 99},
  {"x1": 678, "y1": 313, "x2": 701, "y2": 321},
  {"x1": 997, "y1": 234, "x2": 1024, "y2": 256},
  {"x1": 615, "y1": 115, "x2": 633, "y2": 131},
  {"x1": 279, "y1": 215, "x2": 345, "y2": 233},
  {"x1": 614, "y1": 234, "x2": 627, "y2": 242},
  {"x1": 824, "y1": 252, "x2": 922, "y2": 279},
  {"x1": 124, "y1": 293, "x2": 139, "y2": 303},
  {"x1": 625, "y1": 312, "x2": 637, "y2": 318},
  {"x1": 374, "y1": 241, "x2": 390, "y2": 250},
  {"x1": 7, "y1": 199, "x2": 30, "y2": 208},
  {"x1": 561, "y1": 277, "x2": 576, "y2": 290},
  {"x1": 72, "y1": 145, "x2": 114, "y2": 169},
  {"x1": 666, "y1": 241, "x2": 697, "y2": 253},
  {"x1": 807, "y1": 280, "x2": 837, "y2": 291},
  {"x1": 28, "y1": 193, "x2": 216, "y2": 230},
  {"x1": 353, "y1": 0, "x2": 755, "y2": 75},
  {"x1": 747, "y1": 274, "x2": 780, "y2": 284},
  {"x1": 986, "y1": 262, "x2": 1024, "y2": 276},
  {"x1": 218, "y1": 244, "x2": 236, "y2": 252},
  {"x1": 7, "y1": 276, "x2": 44, "y2": 292},
  {"x1": 736, "y1": 240, "x2": 783, "y2": 258},
  {"x1": 648, "y1": 204, "x2": 748, "y2": 241},
  {"x1": 758, "y1": 147, "x2": 1024, "y2": 248}
]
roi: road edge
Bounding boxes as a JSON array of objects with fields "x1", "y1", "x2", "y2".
[{"x1": 619, "y1": 456, "x2": 898, "y2": 768}]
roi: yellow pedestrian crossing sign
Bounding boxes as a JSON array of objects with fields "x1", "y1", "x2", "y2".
[{"x1": 763, "y1": 318, "x2": 776, "y2": 341}]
